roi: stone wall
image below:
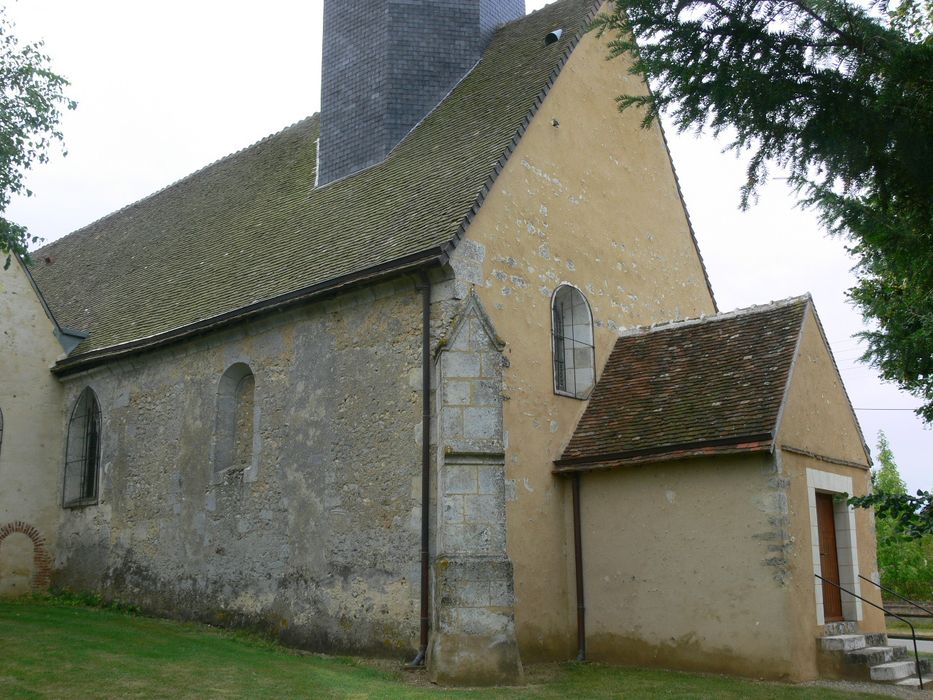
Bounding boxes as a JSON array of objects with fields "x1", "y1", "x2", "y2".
[
  {"x1": 428, "y1": 291, "x2": 522, "y2": 684},
  {"x1": 55, "y1": 277, "x2": 428, "y2": 655}
]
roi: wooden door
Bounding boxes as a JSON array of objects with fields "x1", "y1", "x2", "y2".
[{"x1": 816, "y1": 492, "x2": 844, "y2": 622}]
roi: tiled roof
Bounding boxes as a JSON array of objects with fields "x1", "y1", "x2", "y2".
[
  {"x1": 30, "y1": 0, "x2": 597, "y2": 363},
  {"x1": 555, "y1": 297, "x2": 811, "y2": 472}
]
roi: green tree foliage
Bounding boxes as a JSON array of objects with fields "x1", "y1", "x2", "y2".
[
  {"x1": 849, "y1": 486, "x2": 932, "y2": 537},
  {"x1": 873, "y1": 430, "x2": 908, "y2": 494},
  {"x1": 849, "y1": 432, "x2": 932, "y2": 598},
  {"x1": 594, "y1": 0, "x2": 933, "y2": 420},
  {"x1": 848, "y1": 430, "x2": 931, "y2": 538},
  {"x1": 0, "y1": 6, "x2": 74, "y2": 268}
]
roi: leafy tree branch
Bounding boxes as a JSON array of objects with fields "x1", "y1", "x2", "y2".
[
  {"x1": 594, "y1": 0, "x2": 933, "y2": 419},
  {"x1": 0, "y1": 6, "x2": 75, "y2": 268}
]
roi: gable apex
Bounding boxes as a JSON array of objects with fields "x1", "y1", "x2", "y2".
[
  {"x1": 438, "y1": 288, "x2": 506, "y2": 357},
  {"x1": 773, "y1": 300, "x2": 872, "y2": 466}
]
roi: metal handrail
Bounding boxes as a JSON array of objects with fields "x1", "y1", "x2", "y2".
[
  {"x1": 858, "y1": 574, "x2": 933, "y2": 618},
  {"x1": 815, "y1": 574, "x2": 924, "y2": 689}
]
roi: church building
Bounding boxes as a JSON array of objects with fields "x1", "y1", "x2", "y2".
[{"x1": 1, "y1": 0, "x2": 892, "y2": 686}]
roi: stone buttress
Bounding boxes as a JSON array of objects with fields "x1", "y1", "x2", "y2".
[{"x1": 428, "y1": 290, "x2": 523, "y2": 684}]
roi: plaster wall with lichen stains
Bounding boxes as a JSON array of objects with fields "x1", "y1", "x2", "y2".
[
  {"x1": 53, "y1": 276, "x2": 432, "y2": 655},
  {"x1": 445, "y1": 23, "x2": 717, "y2": 658},
  {"x1": 578, "y1": 455, "x2": 800, "y2": 678},
  {"x1": 777, "y1": 307, "x2": 882, "y2": 678},
  {"x1": 0, "y1": 260, "x2": 64, "y2": 596}
]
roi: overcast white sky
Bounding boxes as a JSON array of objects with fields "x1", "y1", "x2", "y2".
[{"x1": 5, "y1": 0, "x2": 930, "y2": 493}]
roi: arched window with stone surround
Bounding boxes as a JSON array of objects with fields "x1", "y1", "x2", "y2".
[
  {"x1": 62, "y1": 387, "x2": 102, "y2": 507},
  {"x1": 213, "y1": 363, "x2": 256, "y2": 476},
  {"x1": 552, "y1": 285, "x2": 595, "y2": 399}
]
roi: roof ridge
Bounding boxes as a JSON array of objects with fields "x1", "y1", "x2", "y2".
[
  {"x1": 616, "y1": 293, "x2": 812, "y2": 338},
  {"x1": 34, "y1": 115, "x2": 319, "y2": 253}
]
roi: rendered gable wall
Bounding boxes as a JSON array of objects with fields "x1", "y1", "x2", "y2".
[
  {"x1": 446, "y1": 24, "x2": 717, "y2": 658},
  {"x1": 0, "y1": 260, "x2": 63, "y2": 595},
  {"x1": 778, "y1": 307, "x2": 869, "y2": 464},
  {"x1": 777, "y1": 306, "x2": 883, "y2": 678}
]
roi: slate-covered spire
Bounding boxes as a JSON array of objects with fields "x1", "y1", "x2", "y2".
[{"x1": 318, "y1": 0, "x2": 525, "y2": 186}]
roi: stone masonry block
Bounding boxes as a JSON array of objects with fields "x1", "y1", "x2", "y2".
[
  {"x1": 458, "y1": 261, "x2": 485, "y2": 286},
  {"x1": 463, "y1": 407, "x2": 501, "y2": 441},
  {"x1": 470, "y1": 318, "x2": 497, "y2": 349},
  {"x1": 445, "y1": 437, "x2": 502, "y2": 455},
  {"x1": 444, "y1": 522, "x2": 505, "y2": 554},
  {"x1": 477, "y1": 465, "x2": 504, "y2": 495},
  {"x1": 437, "y1": 604, "x2": 459, "y2": 631},
  {"x1": 443, "y1": 495, "x2": 465, "y2": 523},
  {"x1": 463, "y1": 494, "x2": 503, "y2": 524},
  {"x1": 455, "y1": 580, "x2": 491, "y2": 608},
  {"x1": 488, "y1": 580, "x2": 512, "y2": 607},
  {"x1": 445, "y1": 352, "x2": 481, "y2": 378},
  {"x1": 445, "y1": 380, "x2": 471, "y2": 406},
  {"x1": 445, "y1": 465, "x2": 478, "y2": 495},
  {"x1": 442, "y1": 523, "x2": 470, "y2": 553},
  {"x1": 479, "y1": 351, "x2": 503, "y2": 378},
  {"x1": 441, "y1": 407, "x2": 464, "y2": 440},
  {"x1": 448, "y1": 325, "x2": 473, "y2": 352},
  {"x1": 471, "y1": 379, "x2": 502, "y2": 407},
  {"x1": 457, "y1": 239, "x2": 486, "y2": 264},
  {"x1": 437, "y1": 556, "x2": 513, "y2": 585},
  {"x1": 456, "y1": 607, "x2": 514, "y2": 637}
]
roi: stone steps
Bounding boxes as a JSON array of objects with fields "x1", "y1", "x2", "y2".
[
  {"x1": 821, "y1": 634, "x2": 867, "y2": 652},
  {"x1": 895, "y1": 672, "x2": 932, "y2": 688},
  {"x1": 819, "y1": 628, "x2": 930, "y2": 689},
  {"x1": 823, "y1": 620, "x2": 858, "y2": 636},
  {"x1": 870, "y1": 659, "x2": 931, "y2": 682},
  {"x1": 846, "y1": 645, "x2": 906, "y2": 666}
]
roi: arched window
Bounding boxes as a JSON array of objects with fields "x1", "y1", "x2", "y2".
[
  {"x1": 552, "y1": 285, "x2": 595, "y2": 399},
  {"x1": 63, "y1": 388, "x2": 102, "y2": 507},
  {"x1": 213, "y1": 363, "x2": 256, "y2": 475}
]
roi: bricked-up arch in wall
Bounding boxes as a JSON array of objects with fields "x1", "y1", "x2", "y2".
[{"x1": 0, "y1": 521, "x2": 52, "y2": 590}]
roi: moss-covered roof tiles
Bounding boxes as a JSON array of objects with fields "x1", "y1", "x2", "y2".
[
  {"x1": 31, "y1": 0, "x2": 596, "y2": 362},
  {"x1": 555, "y1": 297, "x2": 813, "y2": 472}
]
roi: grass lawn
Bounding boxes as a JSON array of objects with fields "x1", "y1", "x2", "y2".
[
  {"x1": 886, "y1": 615, "x2": 933, "y2": 638},
  {"x1": 0, "y1": 598, "x2": 892, "y2": 699}
]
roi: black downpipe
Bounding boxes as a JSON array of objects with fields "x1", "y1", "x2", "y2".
[
  {"x1": 572, "y1": 472, "x2": 587, "y2": 661},
  {"x1": 407, "y1": 271, "x2": 432, "y2": 668}
]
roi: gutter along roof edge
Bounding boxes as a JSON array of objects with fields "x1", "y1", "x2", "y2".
[
  {"x1": 52, "y1": 249, "x2": 448, "y2": 376},
  {"x1": 553, "y1": 433, "x2": 775, "y2": 468},
  {"x1": 553, "y1": 437, "x2": 774, "y2": 474}
]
